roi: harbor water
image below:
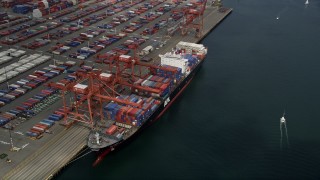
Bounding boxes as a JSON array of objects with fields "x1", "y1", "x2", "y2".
[{"x1": 56, "y1": 0, "x2": 320, "y2": 178}]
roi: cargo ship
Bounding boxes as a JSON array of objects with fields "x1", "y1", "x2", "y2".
[{"x1": 86, "y1": 41, "x2": 208, "y2": 165}]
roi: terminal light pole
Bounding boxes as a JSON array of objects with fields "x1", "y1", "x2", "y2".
[
  {"x1": 9, "y1": 129, "x2": 14, "y2": 151},
  {"x1": 4, "y1": 66, "x2": 9, "y2": 89},
  {"x1": 8, "y1": 129, "x2": 21, "y2": 152}
]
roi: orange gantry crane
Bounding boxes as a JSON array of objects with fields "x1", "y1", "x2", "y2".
[
  {"x1": 47, "y1": 52, "x2": 178, "y2": 128},
  {"x1": 47, "y1": 68, "x2": 145, "y2": 127},
  {"x1": 180, "y1": 0, "x2": 207, "y2": 37}
]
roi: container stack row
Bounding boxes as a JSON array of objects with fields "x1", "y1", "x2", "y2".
[
  {"x1": 0, "y1": 17, "x2": 30, "y2": 31},
  {"x1": 50, "y1": 64, "x2": 92, "y2": 89},
  {"x1": 1, "y1": 21, "x2": 63, "y2": 45},
  {"x1": 0, "y1": 61, "x2": 75, "y2": 107},
  {"x1": 96, "y1": 0, "x2": 154, "y2": 30},
  {"x1": 0, "y1": 88, "x2": 57, "y2": 128},
  {"x1": 170, "y1": 10, "x2": 184, "y2": 21},
  {"x1": 0, "y1": 53, "x2": 51, "y2": 84},
  {"x1": 59, "y1": 2, "x2": 113, "y2": 22},
  {"x1": 12, "y1": 0, "x2": 78, "y2": 15},
  {"x1": 50, "y1": 27, "x2": 103, "y2": 55},
  {"x1": 26, "y1": 106, "x2": 71, "y2": 138},
  {"x1": 1, "y1": 60, "x2": 75, "y2": 127},
  {"x1": 16, "y1": 88, "x2": 57, "y2": 112},
  {"x1": 0, "y1": 48, "x2": 26, "y2": 65},
  {"x1": 95, "y1": 36, "x2": 146, "y2": 63},
  {"x1": 140, "y1": 3, "x2": 175, "y2": 35},
  {"x1": 26, "y1": 119, "x2": 55, "y2": 138},
  {"x1": 43, "y1": 24, "x2": 81, "y2": 40},
  {"x1": 47, "y1": 5, "x2": 83, "y2": 20},
  {"x1": 22, "y1": 38, "x2": 51, "y2": 49},
  {"x1": 138, "y1": 1, "x2": 174, "y2": 25},
  {"x1": 0, "y1": 18, "x2": 46, "y2": 37},
  {"x1": 122, "y1": 1, "x2": 176, "y2": 34}
]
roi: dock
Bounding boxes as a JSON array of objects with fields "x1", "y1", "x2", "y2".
[{"x1": 0, "y1": 1, "x2": 232, "y2": 179}]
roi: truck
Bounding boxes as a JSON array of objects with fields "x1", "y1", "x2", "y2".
[{"x1": 140, "y1": 45, "x2": 154, "y2": 56}]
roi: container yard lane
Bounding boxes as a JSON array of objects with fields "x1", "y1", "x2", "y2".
[{"x1": 0, "y1": 0, "x2": 232, "y2": 179}]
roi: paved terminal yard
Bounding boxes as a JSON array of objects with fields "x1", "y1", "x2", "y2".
[{"x1": 0, "y1": 0, "x2": 232, "y2": 179}]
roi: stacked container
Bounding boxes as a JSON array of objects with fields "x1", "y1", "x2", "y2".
[
  {"x1": 103, "y1": 94, "x2": 160, "y2": 127},
  {"x1": 156, "y1": 65, "x2": 182, "y2": 82}
]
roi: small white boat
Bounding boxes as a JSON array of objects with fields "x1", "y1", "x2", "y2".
[
  {"x1": 305, "y1": 0, "x2": 309, "y2": 5},
  {"x1": 280, "y1": 115, "x2": 285, "y2": 123}
]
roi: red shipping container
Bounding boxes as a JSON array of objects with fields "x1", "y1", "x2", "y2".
[
  {"x1": 30, "y1": 129, "x2": 41, "y2": 134},
  {"x1": 31, "y1": 128, "x2": 42, "y2": 133},
  {"x1": 106, "y1": 125, "x2": 117, "y2": 135},
  {"x1": 35, "y1": 124, "x2": 48, "y2": 130}
]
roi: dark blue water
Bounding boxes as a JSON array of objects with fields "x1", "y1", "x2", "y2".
[{"x1": 56, "y1": 0, "x2": 320, "y2": 179}]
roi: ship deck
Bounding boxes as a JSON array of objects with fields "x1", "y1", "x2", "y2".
[{"x1": 0, "y1": 1, "x2": 232, "y2": 179}]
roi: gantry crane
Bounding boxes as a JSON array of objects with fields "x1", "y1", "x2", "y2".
[
  {"x1": 47, "y1": 50, "x2": 179, "y2": 128},
  {"x1": 180, "y1": 0, "x2": 207, "y2": 37}
]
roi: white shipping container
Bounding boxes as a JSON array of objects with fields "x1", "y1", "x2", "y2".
[
  {"x1": 74, "y1": 84, "x2": 88, "y2": 90},
  {"x1": 0, "y1": 68, "x2": 5, "y2": 75},
  {"x1": 19, "y1": 59, "x2": 30, "y2": 63},
  {"x1": 16, "y1": 88, "x2": 27, "y2": 94},
  {"x1": 1, "y1": 56, "x2": 13, "y2": 61},
  {"x1": 7, "y1": 48, "x2": 17, "y2": 53},
  {"x1": 100, "y1": 73, "x2": 112, "y2": 78},
  {"x1": 17, "y1": 80, "x2": 26, "y2": 85},
  {"x1": 0, "y1": 51, "x2": 9, "y2": 57},
  {"x1": 11, "y1": 71, "x2": 19, "y2": 76},
  {"x1": 0, "y1": 76, "x2": 6, "y2": 83},
  {"x1": 5, "y1": 66, "x2": 14, "y2": 71},
  {"x1": 31, "y1": 54, "x2": 41, "y2": 58},
  {"x1": 61, "y1": 46, "x2": 71, "y2": 50},
  {"x1": 9, "y1": 84, "x2": 20, "y2": 89},
  {"x1": 40, "y1": 55, "x2": 51, "y2": 61},
  {"x1": 26, "y1": 63, "x2": 35, "y2": 67},
  {"x1": 31, "y1": 60, "x2": 41, "y2": 65},
  {"x1": 49, "y1": 65, "x2": 57, "y2": 68},
  {"x1": 159, "y1": 53, "x2": 187, "y2": 73},
  {"x1": 11, "y1": 62, "x2": 21, "y2": 67},
  {"x1": 22, "y1": 65, "x2": 31, "y2": 69},
  {"x1": 15, "y1": 67, "x2": 27, "y2": 73},
  {"x1": 176, "y1": 41, "x2": 207, "y2": 54}
]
